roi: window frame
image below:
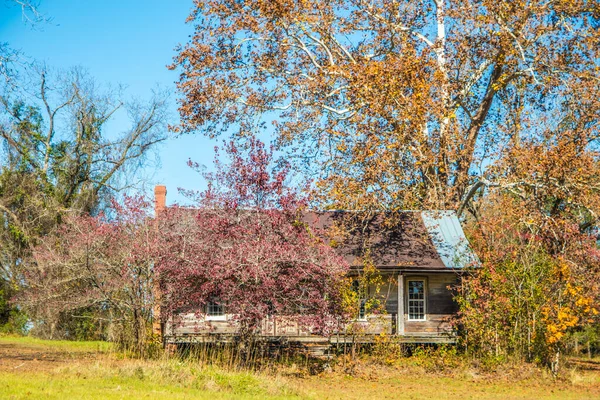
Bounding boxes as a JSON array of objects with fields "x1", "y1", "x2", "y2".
[
  {"x1": 406, "y1": 278, "x2": 427, "y2": 322},
  {"x1": 205, "y1": 301, "x2": 226, "y2": 321}
]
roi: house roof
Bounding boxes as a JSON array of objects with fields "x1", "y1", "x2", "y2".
[
  {"x1": 302, "y1": 210, "x2": 478, "y2": 271},
  {"x1": 154, "y1": 186, "x2": 477, "y2": 271}
]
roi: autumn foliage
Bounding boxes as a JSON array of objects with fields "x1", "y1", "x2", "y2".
[
  {"x1": 456, "y1": 134, "x2": 600, "y2": 369},
  {"x1": 171, "y1": 0, "x2": 599, "y2": 212},
  {"x1": 21, "y1": 197, "x2": 157, "y2": 353},
  {"x1": 19, "y1": 136, "x2": 349, "y2": 352},
  {"x1": 170, "y1": 0, "x2": 600, "y2": 369},
  {"x1": 155, "y1": 137, "x2": 349, "y2": 338},
  {"x1": 12, "y1": 0, "x2": 600, "y2": 370}
]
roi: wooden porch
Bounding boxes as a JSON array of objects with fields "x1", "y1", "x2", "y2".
[{"x1": 163, "y1": 271, "x2": 459, "y2": 353}]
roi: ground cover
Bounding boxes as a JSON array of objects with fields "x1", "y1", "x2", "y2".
[{"x1": 1, "y1": 336, "x2": 598, "y2": 400}]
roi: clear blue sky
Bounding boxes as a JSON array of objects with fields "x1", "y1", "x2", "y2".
[{"x1": 0, "y1": 0, "x2": 217, "y2": 205}]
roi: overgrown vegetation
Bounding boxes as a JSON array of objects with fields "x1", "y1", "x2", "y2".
[
  {"x1": 157, "y1": 137, "x2": 349, "y2": 340},
  {"x1": 0, "y1": 65, "x2": 169, "y2": 340},
  {"x1": 1, "y1": 0, "x2": 599, "y2": 381},
  {"x1": 2, "y1": 335, "x2": 599, "y2": 400},
  {"x1": 166, "y1": 0, "x2": 600, "y2": 374},
  {"x1": 19, "y1": 197, "x2": 159, "y2": 355},
  {"x1": 454, "y1": 145, "x2": 600, "y2": 372}
]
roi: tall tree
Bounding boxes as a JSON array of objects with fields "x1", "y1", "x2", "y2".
[
  {"x1": 0, "y1": 67, "x2": 168, "y2": 332},
  {"x1": 171, "y1": 0, "x2": 599, "y2": 213}
]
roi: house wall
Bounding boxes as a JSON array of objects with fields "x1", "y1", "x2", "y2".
[
  {"x1": 166, "y1": 313, "x2": 238, "y2": 337},
  {"x1": 164, "y1": 271, "x2": 459, "y2": 341},
  {"x1": 402, "y1": 272, "x2": 458, "y2": 335},
  {"x1": 371, "y1": 276, "x2": 399, "y2": 315}
]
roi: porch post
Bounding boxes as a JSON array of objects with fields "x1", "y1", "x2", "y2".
[{"x1": 398, "y1": 272, "x2": 404, "y2": 335}]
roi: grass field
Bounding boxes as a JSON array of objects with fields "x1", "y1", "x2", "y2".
[{"x1": 1, "y1": 335, "x2": 599, "y2": 399}]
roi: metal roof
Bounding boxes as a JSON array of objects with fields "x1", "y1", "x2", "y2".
[{"x1": 421, "y1": 211, "x2": 479, "y2": 269}]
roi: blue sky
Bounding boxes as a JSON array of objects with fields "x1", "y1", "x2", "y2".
[{"x1": 0, "y1": 0, "x2": 217, "y2": 205}]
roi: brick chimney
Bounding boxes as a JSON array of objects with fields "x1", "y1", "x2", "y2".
[
  {"x1": 154, "y1": 185, "x2": 167, "y2": 217},
  {"x1": 153, "y1": 185, "x2": 166, "y2": 339}
]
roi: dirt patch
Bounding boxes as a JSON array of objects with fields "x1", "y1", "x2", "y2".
[
  {"x1": 567, "y1": 358, "x2": 600, "y2": 371},
  {"x1": 0, "y1": 342, "x2": 99, "y2": 372}
]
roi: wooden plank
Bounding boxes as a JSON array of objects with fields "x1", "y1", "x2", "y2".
[
  {"x1": 165, "y1": 334, "x2": 456, "y2": 345},
  {"x1": 166, "y1": 271, "x2": 458, "y2": 340}
]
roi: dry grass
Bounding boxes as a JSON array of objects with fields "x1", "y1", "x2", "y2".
[{"x1": 1, "y1": 335, "x2": 599, "y2": 400}]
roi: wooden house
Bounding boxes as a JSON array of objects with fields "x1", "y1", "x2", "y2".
[{"x1": 154, "y1": 186, "x2": 478, "y2": 348}]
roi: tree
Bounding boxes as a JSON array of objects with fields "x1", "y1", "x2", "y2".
[
  {"x1": 20, "y1": 196, "x2": 158, "y2": 353},
  {"x1": 171, "y1": 0, "x2": 600, "y2": 213},
  {"x1": 6, "y1": 0, "x2": 45, "y2": 24},
  {"x1": 169, "y1": 1, "x2": 600, "y2": 368},
  {"x1": 156, "y1": 137, "x2": 349, "y2": 339},
  {"x1": 1, "y1": 1, "x2": 47, "y2": 83},
  {"x1": 0, "y1": 0, "x2": 49, "y2": 332},
  {"x1": 455, "y1": 133, "x2": 600, "y2": 371},
  {"x1": 0, "y1": 67, "x2": 168, "y2": 333}
]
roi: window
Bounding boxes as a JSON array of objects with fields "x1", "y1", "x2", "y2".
[
  {"x1": 407, "y1": 279, "x2": 426, "y2": 321},
  {"x1": 352, "y1": 280, "x2": 367, "y2": 321},
  {"x1": 206, "y1": 301, "x2": 226, "y2": 321}
]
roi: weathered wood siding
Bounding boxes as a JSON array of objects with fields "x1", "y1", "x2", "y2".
[
  {"x1": 402, "y1": 273, "x2": 457, "y2": 335},
  {"x1": 166, "y1": 314, "x2": 395, "y2": 340},
  {"x1": 165, "y1": 271, "x2": 458, "y2": 341},
  {"x1": 166, "y1": 313, "x2": 238, "y2": 336},
  {"x1": 369, "y1": 277, "x2": 399, "y2": 315}
]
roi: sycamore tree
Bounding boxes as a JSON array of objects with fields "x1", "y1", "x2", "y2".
[
  {"x1": 155, "y1": 137, "x2": 349, "y2": 339},
  {"x1": 171, "y1": 0, "x2": 599, "y2": 213},
  {"x1": 170, "y1": 0, "x2": 600, "y2": 367}
]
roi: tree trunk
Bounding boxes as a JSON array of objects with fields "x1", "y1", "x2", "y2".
[{"x1": 551, "y1": 350, "x2": 560, "y2": 376}]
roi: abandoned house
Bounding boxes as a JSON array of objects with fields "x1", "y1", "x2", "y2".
[{"x1": 153, "y1": 185, "x2": 478, "y2": 347}]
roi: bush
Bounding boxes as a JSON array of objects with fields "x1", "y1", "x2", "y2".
[{"x1": 0, "y1": 309, "x2": 28, "y2": 335}]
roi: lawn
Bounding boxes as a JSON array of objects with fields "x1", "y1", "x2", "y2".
[{"x1": 1, "y1": 336, "x2": 598, "y2": 400}]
